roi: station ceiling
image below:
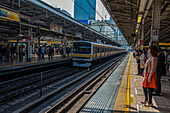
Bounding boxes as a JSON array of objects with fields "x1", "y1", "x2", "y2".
[
  {"x1": 0, "y1": 0, "x2": 121, "y2": 46},
  {"x1": 101, "y1": 0, "x2": 170, "y2": 45}
]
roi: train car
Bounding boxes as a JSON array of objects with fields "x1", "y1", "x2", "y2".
[{"x1": 72, "y1": 41, "x2": 126, "y2": 67}]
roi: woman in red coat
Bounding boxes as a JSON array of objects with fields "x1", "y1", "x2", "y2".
[{"x1": 141, "y1": 45, "x2": 158, "y2": 107}]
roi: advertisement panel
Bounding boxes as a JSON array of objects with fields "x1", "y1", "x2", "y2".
[
  {"x1": 50, "y1": 24, "x2": 63, "y2": 34},
  {"x1": 0, "y1": 8, "x2": 20, "y2": 22}
]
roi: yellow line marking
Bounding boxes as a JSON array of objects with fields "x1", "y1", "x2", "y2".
[
  {"x1": 125, "y1": 53, "x2": 132, "y2": 112},
  {"x1": 113, "y1": 53, "x2": 131, "y2": 112}
]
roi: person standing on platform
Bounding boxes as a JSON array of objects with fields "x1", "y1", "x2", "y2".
[
  {"x1": 56, "y1": 47, "x2": 59, "y2": 55},
  {"x1": 143, "y1": 49, "x2": 147, "y2": 62},
  {"x1": 11, "y1": 44, "x2": 16, "y2": 60},
  {"x1": 141, "y1": 46, "x2": 158, "y2": 107},
  {"x1": 133, "y1": 49, "x2": 136, "y2": 58},
  {"x1": 163, "y1": 49, "x2": 169, "y2": 76},
  {"x1": 38, "y1": 47, "x2": 41, "y2": 59},
  {"x1": 136, "y1": 50, "x2": 141, "y2": 75},
  {"x1": 145, "y1": 48, "x2": 149, "y2": 59},
  {"x1": 48, "y1": 46, "x2": 53, "y2": 59},
  {"x1": 139, "y1": 49, "x2": 146, "y2": 75},
  {"x1": 6, "y1": 44, "x2": 10, "y2": 62},
  {"x1": 41, "y1": 45, "x2": 45, "y2": 60},
  {"x1": 1, "y1": 45, "x2": 6, "y2": 62},
  {"x1": 153, "y1": 48, "x2": 165, "y2": 96},
  {"x1": 53, "y1": 47, "x2": 55, "y2": 56}
]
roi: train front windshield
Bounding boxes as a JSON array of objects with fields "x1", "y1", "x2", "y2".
[{"x1": 73, "y1": 42, "x2": 91, "y2": 54}]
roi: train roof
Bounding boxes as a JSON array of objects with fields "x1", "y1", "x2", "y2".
[{"x1": 73, "y1": 41, "x2": 123, "y2": 49}]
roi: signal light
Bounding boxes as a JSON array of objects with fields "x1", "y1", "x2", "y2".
[
  {"x1": 88, "y1": 57, "x2": 90, "y2": 59},
  {"x1": 74, "y1": 57, "x2": 75, "y2": 58}
]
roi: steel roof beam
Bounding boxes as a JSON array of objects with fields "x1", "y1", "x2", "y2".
[
  {"x1": 125, "y1": 0, "x2": 137, "y2": 7},
  {"x1": 107, "y1": 2, "x2": 136, "y2": 9}
]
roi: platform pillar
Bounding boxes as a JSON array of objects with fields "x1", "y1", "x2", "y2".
[
  {"x1": 150, "y1": 0, "x2": 160, "y2": 47},
  {"x1": 28, "y1": 27, "x2": 32, "y2": 61},
  {"x1": 140, "y1": 23, "x2": 144, "y2": 50}
]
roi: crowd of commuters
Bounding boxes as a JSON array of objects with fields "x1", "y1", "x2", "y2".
[
  {"x1": 133, "y1": 46, "x2": 170, "y2": 107},
  {"x1": 36, "y1": 45, "x2": 71, "y2": 60},
  {"x1": 0, "y1": 44, "x2": 71, "y2": 63},
  {"x1": 0, "y1": 44, "x2": 16, "y2": 63}
]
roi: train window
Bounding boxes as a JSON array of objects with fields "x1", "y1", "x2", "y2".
[
  {"x1": 98, "y1": 47, "x2": 100, "y2": 53},
  {"x1": 73, "y1": 42, "x2": 91, "y2": 54}
]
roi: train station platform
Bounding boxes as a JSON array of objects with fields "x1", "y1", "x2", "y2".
[
  {"x1": 0, "y1": 54, "x2": 71, "y2": 69},
  {"x1": 80, "y1": 53, "x2": 170, "y2": 113}
]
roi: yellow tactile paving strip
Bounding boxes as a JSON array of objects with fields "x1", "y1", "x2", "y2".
[{"x1": 113, "y1": 53, "x2": 132, "y2": 112}]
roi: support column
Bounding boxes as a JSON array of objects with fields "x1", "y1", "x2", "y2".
[
  {"x1": 138, "y1": 38, "x2": 140, "y2": 49},
  {"x1": 28, "y1": 27, "x2": 32, "y2": 61},
  {"x1": 137, "y1": 30, "x2": 141, "y2": 49},
  {"x1": 140, "y1": 23, "x2": 144, "y2": 50},
  {"x1": 150, "y1": 0, "x2": 160, "y2": 47}
]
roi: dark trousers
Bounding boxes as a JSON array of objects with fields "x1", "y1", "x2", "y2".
[
  {"x1": 41, "y1": 53, "x2": 44, "y2": 60},
  {"x1": 155, "y1": 71, "x2": 162, "y2": 94},
  {"x1": 140, "y1": 68, "x2": 144, "y2": 75},
  {"x1": 137, "y1": 63, "x2": 140, "y2": 74},
  {"x1": 143, "y1": 86, "x2": 154, "y2": 104}
]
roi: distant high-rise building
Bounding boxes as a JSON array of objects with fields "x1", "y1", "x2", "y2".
[{"x1": 74, "y1": 0, "x2": 96, "y2": 20}]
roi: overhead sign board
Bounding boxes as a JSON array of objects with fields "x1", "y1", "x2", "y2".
[
  {"x1": 151, "y1": 29, "x2": 159, "y2": 42},
  {"x1": 0, "y1": 8, "x2": 20, "y2": 22}
]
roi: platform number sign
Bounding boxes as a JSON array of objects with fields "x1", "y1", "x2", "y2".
[{"x1": 152, "y1": 29, "x2": 159, "y2": 41}]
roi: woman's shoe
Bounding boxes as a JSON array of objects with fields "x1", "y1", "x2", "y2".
[
  {"x1": 146, "y1": 103, "x2": 153, "y2": 107},
  {"x1": 141, "y1": 100, "x2": 148, "y2": 105}
]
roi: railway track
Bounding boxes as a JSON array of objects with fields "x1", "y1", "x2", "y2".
[
  {"x1": 10, "y1": 53, "x2": 127, "y2": 113},
  {"x1": 45, "y1": 54, "x2": 127, "y2": 113},
  {"x1": 0, "y1": 66, "x2": 83, "y2": 105},
  {"x1": 0, "y1": 53, "x2": 127, "y2": 113},
  {"x1": 0, "y1": 59, "x2": 72, "y2": 82}
]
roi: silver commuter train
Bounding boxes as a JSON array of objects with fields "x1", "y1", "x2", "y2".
[{"x1": 72, "y1": 41, "x2": 126, "y2": 67}]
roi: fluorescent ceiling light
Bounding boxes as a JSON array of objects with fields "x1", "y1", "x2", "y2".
[{"x1": 137, "y1": 16, "x2": 142, "y2": 23}]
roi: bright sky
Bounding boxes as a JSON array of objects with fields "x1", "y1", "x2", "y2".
[{"x1": 42, "y1": 0, "x2": 110, "y2": 20}]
